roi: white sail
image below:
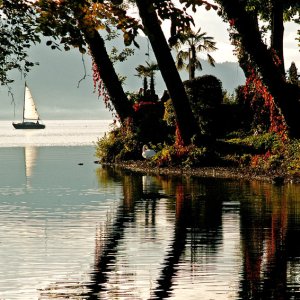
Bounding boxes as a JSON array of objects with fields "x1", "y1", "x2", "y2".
[{"x1": 23, "y1": 85, "x2": 39, "y2": 121}]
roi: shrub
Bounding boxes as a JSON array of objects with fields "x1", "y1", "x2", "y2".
[
  {"x1": 95, "y1": 124, "x2": 140, "y2": 162},
  {"x1": 153, "y1": 144, "x2": 209, "y2": 168},
  {"x1": 184, "y1": 75, "x2": 223, "y2": 137}
]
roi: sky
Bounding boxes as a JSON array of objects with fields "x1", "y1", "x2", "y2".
[
  {"x1": 160, "y1": 1, "x2": 300, "y2": 68},
  {"x1": 0, "y1": 2, "x2": 299, "y2": 121}
]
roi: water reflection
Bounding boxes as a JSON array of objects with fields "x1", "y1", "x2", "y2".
[
  {"x1": 24, "y1": 146, "x2": 38, "y2": 188},
  {"x1": 37, "y1": 167, "x2": 300, "y2": 299},
  {"x1": 239, "y1": 182, "x2": 300, "y2": 299},
  {"x1": 84, "y1": 170, "x2": 231, "y2": 299}
]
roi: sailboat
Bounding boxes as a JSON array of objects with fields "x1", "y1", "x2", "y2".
[{"x1": 12, "y1": 82, "x2": 45, "y2": 129}]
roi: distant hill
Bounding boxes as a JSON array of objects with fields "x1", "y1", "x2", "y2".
[{"x1": 0, "y1": 35, "x2": 245, "y2": 120}]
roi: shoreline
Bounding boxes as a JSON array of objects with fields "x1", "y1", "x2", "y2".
[{"x1": 99, "y1": 160, "x2": 300, "y2": 185}]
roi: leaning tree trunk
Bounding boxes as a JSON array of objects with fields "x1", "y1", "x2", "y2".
[
  {"x1": 218, "y1": 0, "x2": 300, "y2": 138},
  {"x1": 135, "y1": 0, "x2": 199, "y2": 145},
  {"x1": 271, "y1": 0, "x2": 285, "y2": 74},
  {"x1": 81, "y1": 27, "x2": 134, "y2": 123}
]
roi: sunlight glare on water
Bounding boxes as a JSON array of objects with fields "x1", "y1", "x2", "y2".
[{"x1": 0, "y1": 119, "x2": 112, "y2": 147}]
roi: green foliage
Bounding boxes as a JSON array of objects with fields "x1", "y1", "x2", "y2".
[
  {"x1": 153, "y1": 144, "x2": 209, "y2": 168},
  {"x1": 0, "y1": 0, "x2": 41, "y2": 85},
  {"x1": 222, "y1": 90, "x2": 236, "y2": 104},
  {"x1": 135, "y1": 61, "x2": 159, "y2": 97},
  {"x1": 184, "y1": 75, "x2": 223, "y2": 108},
  {"x1": 227, "y1": 132, "x2": 284, "y2": 153},
  {"x1": 95, "y1": 125, "x2": 140, "y2": 162},
  {"x1": 282, "y1": 139, "x2": 300, "y2": 173},
  {"x1": 35, "y1": 1, "x2": 141, "y2": 54},
  {"x1": 288, "y1": 62, "x2": 299, "y2": 85},
  {"x1": 184, "y1": 75, "x2": 223, "y2": 136},
  {"x1": 173, "y1": 27, "x2": 217, "y2": 79},
  {"x1": 163, "y1": 99, "x2": 176, "y2": 127},
  {"x1": 109, "y1": 46, "x2": 134, "y2": 63},
  {"x1": 225, "y1": 132, "x2": 288, "y2": 172}
]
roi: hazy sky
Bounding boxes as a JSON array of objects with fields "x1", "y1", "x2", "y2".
[{"x1": 189, "y1": 4, "x2": 299, "y2": 68}]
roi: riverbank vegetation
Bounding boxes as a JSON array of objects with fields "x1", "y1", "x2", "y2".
[{"x1": 95, "y1": 73, "x2": 300, "y2": 182}]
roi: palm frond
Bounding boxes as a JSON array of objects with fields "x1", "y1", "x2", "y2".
[
  {"x1": 207, "y1": 53, "x2": 216, "y2": 67},
  {"x1": 194, "y1": 59, "x2": 203, "y2": 71},
  {"x1": 176, "y1": 55, "x2": 187, "y2": 70}
]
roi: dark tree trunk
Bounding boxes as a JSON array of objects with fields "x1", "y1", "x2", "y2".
[
  {"x1": 218, "y1": 0, "x2": 300, "y2": 138},
  {"x1": 143, "y1": 77, "x2": 148, "y2": 96},
  {"x1": 271, "y1": 0, "x2": 285, "y2": 74},
  {"x1": 150, "y1": 74, "x2": 155, "y2": 96},
  {"x1": 189, "y1": 45, "x2": 196, "y2": 80},
  {"x1": 81, "y1": 28, "x2": 134, "y2": 123},
  {"x1": 135, "y1": 0, "x2": 199, "y2": 145}
]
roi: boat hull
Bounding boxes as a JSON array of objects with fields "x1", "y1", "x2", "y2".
[{"x1": 12, "y1": 122, "x2": 45, "y2": 129}]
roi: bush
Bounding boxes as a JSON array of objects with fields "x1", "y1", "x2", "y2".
[
  {"x1": 153, "y1": 144, "x2": 210, "y2": 168},
  {"x1": 184, "y1": 75, "x2": 223, "y2": 137},
  {"x1": 95, "y1": 124, "x2": 140, "y2": 162}
]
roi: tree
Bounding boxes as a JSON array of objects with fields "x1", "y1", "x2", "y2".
[
  {"x1": 134, "y1": 0, "x2": 200, "y2": 145},
  {"x1": 173, "y1": 27, "x2": 217, "y2": 80},
  {"x1": 35, "y1": 0, "x2": 135, "y2": 122},
  {"x1": 135, "y1": 61, "x2": 159, "y2": 98},
  {"x1": 0, "y1": 0, "x2": 41, "y2": 85},
  {"x1": 288, "y1": 62, "x2": 299, "y2": 85},
  {"x1": 243, "y1": 0, "x2": 300, "y2": 75},
  {"x1": 208, "y1": 0, "x2": 300, "y2": 138}
]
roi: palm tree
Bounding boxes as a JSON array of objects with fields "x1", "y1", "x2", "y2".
[
  {"x1": 135, "y1": 61, "x2": 159, "y2": 98},
  {"x1": 174, "y1": 27, "x2": 217, "y2": 80}
]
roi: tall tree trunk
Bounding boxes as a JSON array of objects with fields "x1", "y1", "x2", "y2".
[
  {"x1": 271, "y1": 0, "x2": 285, "y2": 74},
  {"x1": 150, "y1": 74, "x2": 155, "y2": 96},
  {"x1": 218, "y1": 0, "x2": 300, "y2": 138},
  {"x1": 81, "y1": 28, "x2": 134, "y2": 123},
  {"x1": 135, "y1": 0, "x2": 199, "y2": 145},
  {"x1": 143, "y1": 77, "x2": 148, "y2": 96},
  {"x1": 189, "y1": 45, "x2": 196, "y2": 80}
]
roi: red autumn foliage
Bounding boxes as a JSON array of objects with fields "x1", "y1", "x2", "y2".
[
  {"x1": 92, "y1": 60, "x2": 113, "y2": 113},
  {"x1": 133, "y1": 101, "x2": 156, "y2": 112},
  {"x1": 243, "y1": 67, "x2": 287, "y2": 141}
]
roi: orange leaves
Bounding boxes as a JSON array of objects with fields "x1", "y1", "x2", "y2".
[{"x1": 243, "y1": 67, "x2": 287, "y2": 140}]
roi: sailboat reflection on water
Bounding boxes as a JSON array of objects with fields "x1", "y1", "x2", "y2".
[
  {"x1": 24, "y1": 146, "x2": 38, "y2": 189},
  {"x1": 12, "y1": 82, "x2": 45, "y2": 129}
]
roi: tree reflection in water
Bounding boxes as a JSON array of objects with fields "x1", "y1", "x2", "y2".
[
  {"x1": 40, "y1": 167, "x2": 300, "y2": 300},
  {"x1": 238, "y1": 182, "x2": 298, "y2": 300}
]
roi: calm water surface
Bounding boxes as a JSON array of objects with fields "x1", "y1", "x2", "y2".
[{"x1": 0, "y1": 121, "x2": 300, "y2": 299}]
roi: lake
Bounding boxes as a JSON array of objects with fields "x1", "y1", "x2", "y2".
[{"x1": 0, "y1": 120, "x2": 300, "y2": 299}]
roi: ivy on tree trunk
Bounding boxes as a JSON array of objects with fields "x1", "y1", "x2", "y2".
[
  {"x1": 218, "y1": 0, "x2": 300, "y2": 138},
  {"x1": 81, "y1": 28, "x2": 134, "y2": 123}
]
